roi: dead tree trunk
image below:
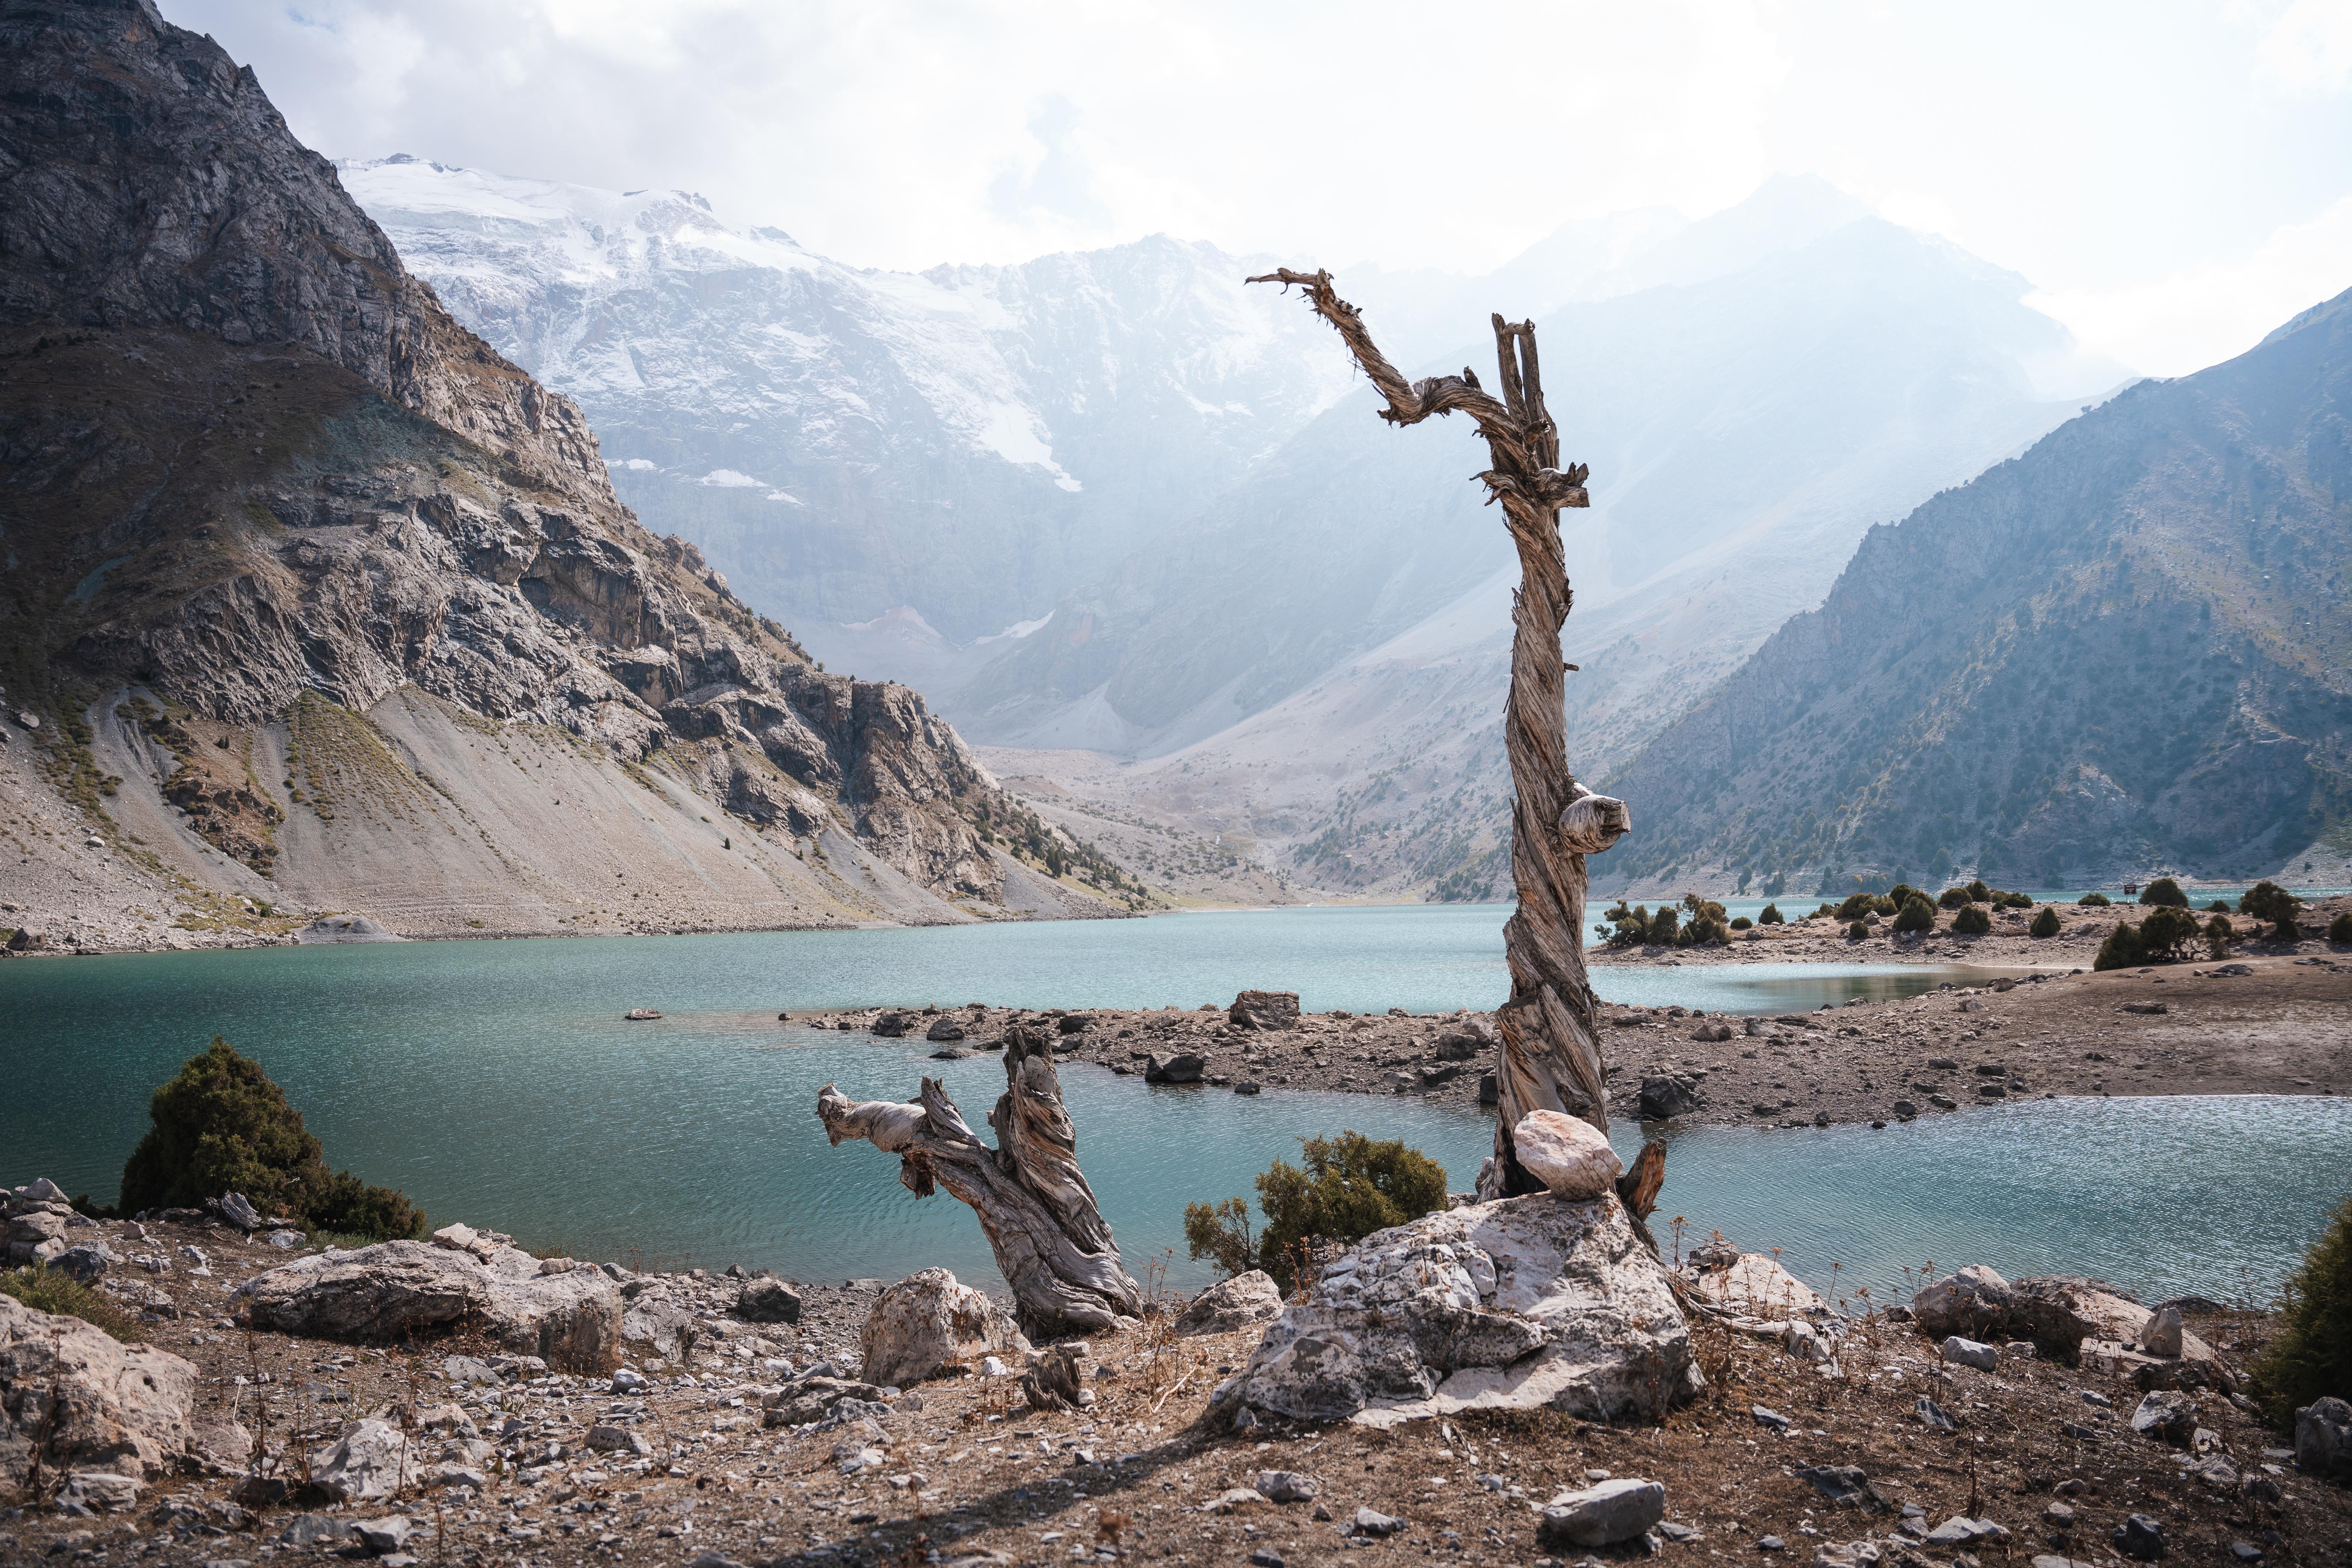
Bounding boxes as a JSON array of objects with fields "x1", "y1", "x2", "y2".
[
  {"x1": 817, "y1": 1025, "x2": 1143, "y2": 1336},
  {"x1": 1249, "y1": 269, "x2": 1640, "y2": 1206}
]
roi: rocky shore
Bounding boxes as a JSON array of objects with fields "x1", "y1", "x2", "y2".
[
  {"x1": 811, "y1": 951, "x2": 2351, "y2": 1131},
  {"x1": 5, "y1": 1186, "x2": 2348, "y2": 1567}
]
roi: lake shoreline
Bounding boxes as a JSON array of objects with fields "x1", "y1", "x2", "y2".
[{"x1": 817, "y1": 950, "x2": 2351, "y2": 1133}]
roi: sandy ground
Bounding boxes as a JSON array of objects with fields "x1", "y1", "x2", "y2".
[
  {"x1": 4, "y1": 1215, "x2": 2346, "y2": 1568},
  {"x1": 828, "y1": 946, "x2": 2352, "y2": 1134}
]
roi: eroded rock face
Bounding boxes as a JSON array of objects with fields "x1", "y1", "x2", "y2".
[
  {"x1": 1225, "y1": 1194, "x2": 1695, "y2": 1428},
  {"x1": 1175, "y1": 1270, "x2": 1285, "y2": 1336},
  {"x1": 0, "y1": 1295, "x2": 200, "y2": 1479},
  {"x1": 234, "y1": 1239, "x2": 623, "y2": 1374},
  {"x1": 857, "y1": 1268, "x2": 1029, "y2": 1387},
  {"x1": 1229, "y1": 991, "x2": 1301, "y2": 1031}
]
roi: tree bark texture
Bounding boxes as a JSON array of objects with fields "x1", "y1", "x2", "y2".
[
  {"x1": 1248, "y1": 269, "x2": 1633, "y2": 1197},
  {"x1": 817, "y1": 1025, "x2": 1143, "y2": 1336}
]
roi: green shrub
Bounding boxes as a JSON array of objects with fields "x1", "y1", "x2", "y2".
[
  {"x1": 2204, "y1": 914, "x2": 2235, "y2": 960},
  {"x1": 2332, "y1": 911, "x2": 2352, "y2": 945},
  {"x1": 1728, "y1": 916, "x2": 1753, "y2": 931},
  {"x1": 118, "y1": 1038, "x2": 425, "y2": 1241},
  {"x1": 2241, "y1": 882, "x2": 2303, "y2": 942},
  {"x1": 2252, "y1": 1193, "x2": 2352, "y2": 1429},
  {"x1": 2207, "y1": 900, "x2": 2234, "y2": 914},
  {"x1": 2094, "y1": 921, "x2": 2147, "y2": 970},
  {"x1": 1887, "y1": 883, "x2": 1924, "y2": 909},
  {"x1": 2141, "y1": 904, "x2": 2201, "y2": 959},
  {"x1": 2139, "y1": 877, "x2": 2189, "y2": 908},
  {"x1": 1952, "y1": 904, "x2": 1992, "y2": 935},
  {"x1": 2080, "y1": 893, "x2": 2112, "y2": 907},
  {"x1": 1938, "y1": 886, "x2": 1971, "y2": 909},
  {"x1": 1811, "y1": 904, "x2": 1837, "y2": 920},
  {"x1": 1649, "y1": 907, "x2": 1680, "y2": 946},
  {"x1": 1757, "y1": 903, "x2": 1784, "y2": 926},
  {"x1": 1998, "y1": 891, "x2": 2036, "y2": 910},
  {"x1": 1600, "y1": 901, "x2": 1650, "y2": 946},
  {"x1": 1845, "y1": 919, "x2": 1870, "y2": 940},
  {"x1": 2029, "y1": 906, "x2": 2061, "y2": 939},
  {"x1": 1835, "y1": 892, "x2": 1878, "y2": 921},
  {"x1": 1185, "y1": 1132, "x2": 1448, "y2": 1292},
  {"x1": 0, "y1": 1266, "x2": 145, "y2": 1343},
  {"x1": 1891, "y1": 896, "x2": 1935, "y2": 933}
]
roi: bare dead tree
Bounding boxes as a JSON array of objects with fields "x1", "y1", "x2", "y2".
[
  {"x1": 817, "y1": 1025, "x2": 1143, "y2": 1336},
  {"x1": 1248, "y1": 268, "x2": 1642, "y2": 1207}
]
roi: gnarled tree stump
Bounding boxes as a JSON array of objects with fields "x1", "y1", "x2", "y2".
[
  {"x1": 1249, "y1": 269, "x2": 1649, "y2": 1219},
  {"x1": 817, "y1": 1025, "x2": 1143, "y2": 1336}
]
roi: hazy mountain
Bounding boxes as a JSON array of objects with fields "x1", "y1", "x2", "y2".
[
  {"x1": 1600, "y1": 287, "x2": 2352, "y2": 893},
  {"x1": 345, "y1": 157, "x2": 1356, "y2": 678},
  {"x1": 0, "y1": 0, "x2": 1128, "y2": 949}
]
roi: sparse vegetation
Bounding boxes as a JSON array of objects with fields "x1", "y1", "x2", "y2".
[
  {"x1": 1952, "y1": 904, "x2": 1991, "y2": 935},
  {"x1": 2093, "y1": 904, "x2": 2201, "y2": 969},
  {"x1": 1757, "y1": 902, "x2": 1784, "y2": 925},
  {"x1": 2081, "y1": 892, "x2": 2112, "y2": 907},
  {"x1": 2331, "y1": 911, "x2": 2352, "y2": 945},
  {"x1": 117, "y1": 1037, "x2": 425, "y2": 1240},
  {"x1": 1185, "y1": 1131, "x2": 1447, "y2": 1292},
  {"x1": 1891, "y1": 894, "x2": 1935, "y2": 933},
  {"x1": 0, "y1": 1265, "x2": 146, "y2": 1343},
  {"x1": 2241, "y1": 881, "x2": 2303, "y2": 943},
  {"x1": 2251, "y1": 1192, "x2": 2352, "y2": 1430},
  {"x1": 2029, "y1": 905, "x2": 2061, "y2": 938},
  {"x1": 2138, "y1": 877, "x2": 2189, "y2": 907},
  {"x1": 1845, "y1": 918, "x2": 1869, "y2": 939}
]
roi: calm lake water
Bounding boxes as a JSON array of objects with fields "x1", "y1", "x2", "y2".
[{"x1": 5, "y1": 907, "x2": 2344, "y2": 1305}]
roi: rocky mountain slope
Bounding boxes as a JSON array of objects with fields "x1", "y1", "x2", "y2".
[
  {"x1": 0, "y1": 0, "x2": 1137, "y2": 948},
  {"x1": 1598, "y1": 286, "x2": 2352, "y2": 893},
  {"x1": 963, "y1": 214, "x2": 2131, "y2": 898},
  {"x1": 341, "y1": 157, "x2": 1357, "y2": 686}
]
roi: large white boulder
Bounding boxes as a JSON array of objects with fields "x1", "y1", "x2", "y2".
[
  {"x1": 1512, "y1": 1111, "x2": 1623, "y2": 1198},
  {"x1": 858, "y1": 1267, "x2": 1030, "y2": 1387},
  {"x1": 1176, "y1": 1270, "x2": 1285, "y2": 1336},
  {"x1": 236, "y1": 1238, "x2": 623, "y2": 1374},
  {"x1": 1223, "y1": 1193, "x2": 1696, "y2": 1428},
  {"x1": 0, "y1": 1295, "x2": 199, "y2": 1479},
  {"x1": 1682, "y1": 1252, "x2": 1829, "y2": 1318}
]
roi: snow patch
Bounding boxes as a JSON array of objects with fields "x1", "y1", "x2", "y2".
[
  {"x1": 616, "y1": 458, "x2": 659, "y2": 471},
  {"x1": 976, "y1": 612, "x2": 1054, "y2": 645},
  {"x1": 766, "y1": 490, "x2": 804, "y2": 505},
  {"x1": 699, "y1": 469, "x2": 763, "y2": 488},
  {"x1": 973, "y1": 403, "x2": 1082, "y2": 491}
]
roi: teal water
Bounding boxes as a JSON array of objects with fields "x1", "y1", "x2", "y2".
[{"x1": 5, "y1": 910, "x2": 2344, "y2": 1305}]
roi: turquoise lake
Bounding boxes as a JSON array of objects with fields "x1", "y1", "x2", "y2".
[{"x1": 5, "y1": 905, "x2": 2344, "y2": 1306}]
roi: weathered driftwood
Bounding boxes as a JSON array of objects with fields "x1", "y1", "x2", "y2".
[
  {"x1": 817, "y1": 1025, "x2": 1143, "y2": 1336},
  {"x1": 1248, "y1": 269, "x2": 1639, "y2": 1203}
]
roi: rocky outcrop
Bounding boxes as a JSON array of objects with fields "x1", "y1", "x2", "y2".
[
  {"x1": 2298, "y1": 1397, "x2": 2351, "y2": 1481},
  {"x1": 1229, "y1": 991, "x2": 1301, "y2": 1031},
  {"x1": 0, "y1": 0, "x2": 1103, "y2": 928},
  {"x1": 1510, "y1": 1112, "x2": 1623, "y2": 1199},
  {"x1": 1223, "y1": 1193, "x2": 1695, "y2": 1428},
  {"x1": 0, "y1": 1295, "x2": 200, "y2": 1479},
  {"x1": 233, "y1": 1238, "x2": 623, "y2": 1374},
  {"x1": 1175, "y1": 1270, "x2": 1285, "y2": 1337},
  {"x1": 857, "y1": 1269, "x2": 1030, "y2": 1387}
]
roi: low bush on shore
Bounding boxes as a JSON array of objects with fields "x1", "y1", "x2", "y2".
[
  {"x1": 1185, "y1": 1131, "x2": 1447, "y2": 1291},
  {"x1": 2138, "y1": 877, "x2": 2190, "y2": 907},
  {"x1": 2253, "y1": 1193, "x2": 2352, "y2": 1429},
  {"x1": 116, "y1": 1037, "x2": 426, "y2": 1241},
  {"x1": 0, "y1": 1265, "x2": 145, "y2": 1343},
  {"x1": 2030, "y1": 905, "x2": 2061, "y2": 938}
]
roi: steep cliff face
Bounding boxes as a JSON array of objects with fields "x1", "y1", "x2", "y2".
[
  {"x1": 0, "y1": 0, "x2": 1133, "y2": 942},
  {"x1": 1599, "y1": 287, "x2": 2352, "y2": 891}
]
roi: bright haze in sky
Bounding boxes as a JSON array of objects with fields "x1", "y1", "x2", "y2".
[{"x1": 167, "y1": 0, "x2": 2352, "y2": 378}]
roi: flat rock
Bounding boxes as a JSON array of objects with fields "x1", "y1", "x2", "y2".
[
  {"x1": 858, "y1": 1267, "x2": 1028, "y2": 1386},
  {"x1": 1681, "y1": 1252, "x2": 1828, "y2": 1318},
  {"x1": 1143, "y1": 1051, "x2": 1205, "y2": 1085},
  {"x1": 236, "y1": 1238, "x2": 623, "y2": 1374},
  {"x1": 0, "y1": 1295, "x2": 199, "y2": 1479},
  {"x1": 1176, "y1": 1270, "x2": 1284, "y2": 1336},
  {"x1": 1510, "y1": 1111, "x2": 1622, "y2": 1198},
  {"x1": 1254, "y1": 1469, "x2": 1319, "y2": 1502},
  {"x1": 1942, "y1": 1336, "x2": 1998, "y2": 1371},
  {"x1": 1540, "y1": 1477, "x2": 1666, "y2": 1546},
  {"x1": 1226, "y1": 1192, "x2": 1695, "y2": 1427}
]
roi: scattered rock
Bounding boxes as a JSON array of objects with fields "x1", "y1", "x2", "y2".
[
  {"x1": 925, "y1": 1016, "x2": 967, "y2": 1043},
  {"x1": 307, "y1": 1419, "x2": 410, "y2": 1503},
  {"x1": 0, "y1": 1294, "x2": 199, "y2": 1478},
  {"x1": 1539, "y1": 1477, "x2": 1666, "y2": 1546},
  {"x1": 1916, "y1": 1396, "x2": 1958, "y2": 1431},
  {"x1": 623, "y1": 1008, "x2": 662, "y2": 1020},
  {"x1": 2140, "y1": 1305, "x2": 2183, "y2": 1358},
  {"x1": 237, "y1": 1238, "x2": 624, "y2": 1374},
  {"x1": 1751, "y1": 1406, "x2": 1791, "y2": 1433},
  {"x1": 54, "y1": 1471, "x2": 142, "y2": 1515},
  {"x1": 1254, "y1": 1470, "x2": 1319, "y2": 1502},
  {"x1": 1143, "y1": 1052, "x2": 1205, "y2": 1085},
  {"x1": 1510, "y1": 1110, "x2": 1623, "y2": 1198},
  {"x1": 2112, "y1": 1513, "x2": 2167, "y2": 1560},
  {"x1": 1794, "y1": 1465, "x2": 1886, "y2": 1511},
  {"x1": 1941, "y1": 1336, "x2": 1998, "y2": 1371},
  {"x1": 1350, "y1": 1506, "x2": 1405, "y2": 1537},
  {"x1": 278, "y1": 1514, "x2": 353, "y2": 1548},
  {"x1": 1229, "y1": 991, "x2": 1301, "y2": 1031},
  {"x1": 871, "y1": 1012, "x2": 911, "y2": 1038},
  {"x1": 2296, "y1": 1396, "x2": 2350, "y2": 1479},
  {"x1": 295, "y1": 915, "x2": 401, "y2": 943},
  {"x1": 735, "y1": 1277, "x2": 803, "y2": 1326},
  {"x1": 1175, "y1": 1270, "x2": 1284, "y2": 1336},
  {"x1": 585, "y1": 1424, "x2": 651, "y2": 1456},
  {"x1": 1638, "y1": 1074, "x2": 1704, "y2": 1120},
  {"x1": 353, "y1": 1515, "x2": 415, "y2": 1553},
  {"x1": 1227, "y1": 1192, "x2": 1693, "y2": 1427},
  {"x1": 857, "y1": 1267, "x2": 1028, "y2": 1386},
  {"x1": 2130, "y1": 1391, "x2": 2198, "y2": 1446},
  {"x1": 1206, "y1": 1486, "x2": 1268, "y2": 1514},
  {"x1": 1682, "y1": 1252, "x2": 1827, "y2": 1318}
]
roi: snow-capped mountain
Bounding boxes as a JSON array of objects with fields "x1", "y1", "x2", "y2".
[{"x1": 345, "y1": 156, "x2": 1354, "y2": 679}]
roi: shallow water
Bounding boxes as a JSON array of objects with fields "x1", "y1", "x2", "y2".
[{"x1": 5, "y1": 910, "x2": 2343, "y2": 1304}]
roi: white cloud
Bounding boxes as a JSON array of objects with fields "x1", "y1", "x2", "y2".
[
  {"x1": 2028, "y1": 194, "x2": 2352, "y2": 377},
  {"x1": 2256, "y1": 0, "x2": 2352, "y2": 96}
]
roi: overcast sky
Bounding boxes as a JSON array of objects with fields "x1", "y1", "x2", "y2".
[{"x1": 168, "y1": 0, "x2": 2352, "y2": 376}]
